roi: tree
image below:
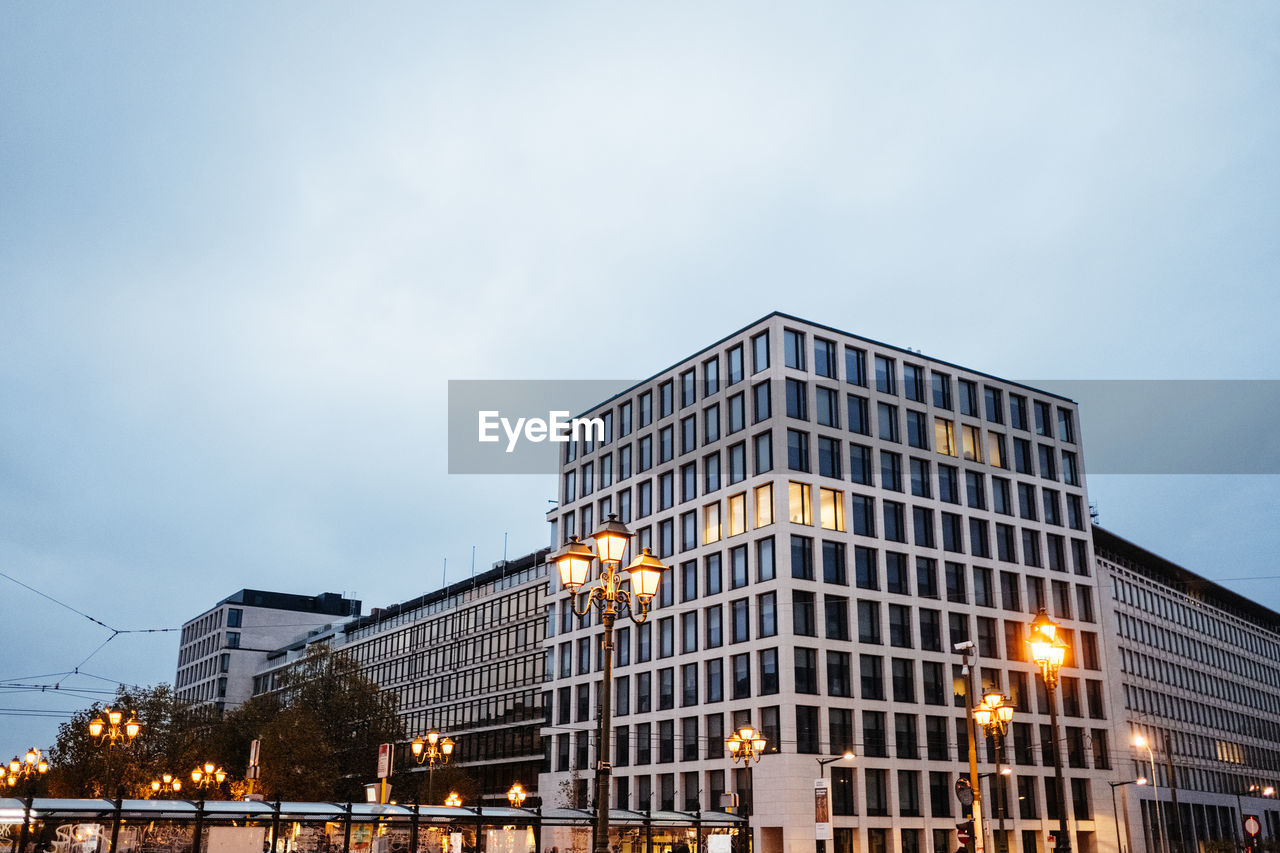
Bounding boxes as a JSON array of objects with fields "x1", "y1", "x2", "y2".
[
  {"x1": 46, "y1": 684, "x2": 207, "y2": 798},
  {"x1": 222, "y1": 644, "x2": 404, "y2": 801}
]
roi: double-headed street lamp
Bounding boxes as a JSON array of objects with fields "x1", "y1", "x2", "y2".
[
  {"x1": 974, "y1": 692, "x2": 1015, "y2": 848},
  {"x1": 411, "y1": 731, "x2": 455, "y2": 804},
  {"x1": 554, "y1": 514, "x2": 667, "y2": 853},
  {"x1": 6, "y1": 747, "x2": 50, "y2": 853},
  {"x1": 1029, "y1": 610, "x2": 1070, "y2": 853}
]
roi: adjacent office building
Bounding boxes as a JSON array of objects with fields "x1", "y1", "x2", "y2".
[
  {"x1": 248, "y1": 549, "x2": 551, "y2": 803},
  {"x1": 544, "y1": 313, "x2": 1118, "y2": 853},
  {"x1": 1095, "y1": 526, "x2": 1280, "y2": 853},
  {"x1": 175, "y1": 589, "x2": 361, "y2": 713}
]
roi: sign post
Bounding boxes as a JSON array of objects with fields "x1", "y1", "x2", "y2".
[{"x1": 376, "y1": 743, "x2": 394, "y2": 805}]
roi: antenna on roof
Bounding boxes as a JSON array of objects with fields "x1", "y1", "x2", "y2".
[
  {"x1": 442, "y1": 558, "x2": 447, "y2": 591},
  {"x1": 471, "y1": 545, "x2": 476, "y2": 579}
]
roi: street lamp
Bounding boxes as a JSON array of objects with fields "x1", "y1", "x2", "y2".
[
  {"x1": 410, "y1": 731, "x2": 455, "y2": 804},
  {"x1": 727, "y1": 726, "x2": 767, "y2": 853},
  {"x1": 88, "y1": 707, "x2": 142, "y2": 746},
  {"x1": 974, "y1": 692, "x2": 1015, "y2": 852},
  {"x1": 89, "y1": 706, "x2": 141, "y2": 853},
  {"x1": 508, "y1": 783, "x2": 527, "y2": 808},
  {"x1": 1234, "y1": 785, "x2": 1275, "y2": 852},
  {"x1": 554, "y1": 515, "x2": 667, "y2": 853},
  {"x1": 1110, "y1": 778, "x2": 1148, "y2": 853},
  {"x1": 444, "y1": 792, "x2": 462, "y2": 808},
  {"x1": 814, "y1": 752, "x2": 855, "y2": 853},
  {"x1": 149, "y1": 773, "x2": 182, "y2": 798},
  {"x1": 1132, "y1": 735, "x2": 1168, "y2": 853},
  {"x1": 1028, "y1": 610, "x2": 1070, "y2": 853},
  {"x1": 190, "y1": 763, "x2": 227, "y2": 795},
  {"x1": 6, "y1": 747, "x2": 50, "y2": 853}
]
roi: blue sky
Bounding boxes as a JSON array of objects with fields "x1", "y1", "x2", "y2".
[{"x1": 3, "y1": 3, "x2": 1279, "y2": 754}]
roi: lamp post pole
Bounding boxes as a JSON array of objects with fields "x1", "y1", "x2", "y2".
[
  {"x1": 727, "y1": 728, "x2": 767, "y2": 853},
  {"x1": 814, "y1": 753, "x2": 855, "y2": 853},
  {"x1": 974, "y1": 692, "x2": 1015, "y2": 853},
  {"x1": 87, "y1": 707, "x2": 141, "y2": 853},
  {"x1": 1029, "y1": 610, "x2": 1071, "y2": 853},
  {"x1": 411, "y1": 731, "x2": 455, "y2": 805},
  {"x1": 1109, "y1": 778, "x2": 1146, "y2": 853},
  {"x1": 1133, "y1": 736, "x2": 1166, "y2": 853},
  {"x1": 6, "y1": 748, "x2": 50, "y2": 853},
  {"x1": 554, "y1": 516, "x2": 667, "y2": 853},
  {"x1": 957, "y1": 647, "x2": 986, "y2": 853}
]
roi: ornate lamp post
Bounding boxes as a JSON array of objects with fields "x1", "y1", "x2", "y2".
[
  {"x1": 410, "y1": 731, "x2": 455, "y2": 804},
  {"x1": 444, "y1": 792, "x2": 462, "y2": 808},
  {"x1": 508, "y1": 783, "x2": 527, "y2": 808},
  {"x1": 6, "y1": 747, "x2": 50, "y2": 853},
  {"x1": 1028, "y1": 611, "x2": 1070, "y2": 853},
  {"x1": 974, "y1": 691, "x2": 1015, "y2": 849},
  {"x1": 88, "y1": 706, "x2": 141, "y2": 853},
  {"x1": 727, "y1": 727, "x2": 766, "y2": 853},
  {"x1": 554, "y1": 515, "x2": 667, "y2": 853},
  {"x1": 149, "y1": 774, "x2": 182, "y2": 799},
  {"x1": 190, "y1": 763, "x2": 227, "y2": 794}
]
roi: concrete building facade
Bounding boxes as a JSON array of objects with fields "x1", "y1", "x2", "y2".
[
  {"x1": 543, "y1": 313, "x2": 1119, "y2": 853},
  {"x1": 175, "y1": 589, "x2": 360, "y2": 713},
  {"x1": 250, "y1": 549, "x2": 551, "y2": 804},
  {"x1": 1095, "y1": 526, "x2": 1280, "y2": 853}
]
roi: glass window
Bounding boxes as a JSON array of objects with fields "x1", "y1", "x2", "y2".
[
  {"x1": 727, "y1": 345, "x2": 744, "y2": 386},
  {"x1": 875, "y1": 356, "x2": 896, "y2": 395},
  {"x1": 784, "y1": 328, "x2": 806, "y2": 370},
  {"x1": 846, "y1": 347, "x2": 867, "y2": 387},
  {"x1": 751, "y1": 331, "x2": 769, "y2": 374},
  {"x1": 814, "y1": 337, "x2": 837, "y2": 378}
]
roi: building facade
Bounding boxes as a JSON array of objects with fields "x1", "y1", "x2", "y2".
[
  {"x1": 175, "y1": 589, "x2": 360, "y2": 713},
  {"x1": 543, "y1": 313, "x2": 1118, "y2": 853},
  {"x1": 251, "y1": 549, "x2": 551, "y2": 803},
  {"x1": 1095, "y1": 526, "x2": 1280, "y2": 853}
]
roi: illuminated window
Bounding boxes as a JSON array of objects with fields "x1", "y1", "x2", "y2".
[
  {"x1": 820, "y1": 488, "x2": 845, "y2": 532},
  {"x1": 934, "y1": 419, "x2": 956, "y2": 456},
  {"x1": 703, "y1": 503, "x2": 722, "y2": 544},
  {"x1": 754, "y1": 483, "x2": 774, "y2": 528},
  {"x1": 728, "y1": 493, "x2": 747, "y2": 537},
  {"x1": 789, "y1": 481, "x2": 812, "y2": 525},
  {"x1": 988, "y1": 432, "x2": 1006, "y2": 469},
  {"x1": 962, "y1": 425, "x2": 982, "y2": 462}
]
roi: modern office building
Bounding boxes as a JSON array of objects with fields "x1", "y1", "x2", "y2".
[
  {"x1": 543, "y1": 312, "x2": 1119, "y2": 853},
  {"x1": 175, "y1": 589, "x2": 361, "y2": 713},
  {"x1": 1094, "y1": 525, "x2": 1280, "y2": 853},
  {"x1": 250, "y1": 549, "x2": 552, "y2": 803}
]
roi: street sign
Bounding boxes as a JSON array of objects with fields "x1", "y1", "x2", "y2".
[
  {"x1": 956, "y1": 823, "x2": 972, "y2": 845},
  {"x1": 1244, "y1": 816, "x2": 1261, "y2": 837},
  {"x1": 377, "y1": 743, "x2": 393, "y2": 779},
  {"x1": 955, "y1": 777, "x2": 974, "y2": 806}
]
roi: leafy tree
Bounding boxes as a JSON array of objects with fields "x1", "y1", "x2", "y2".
[
  {"x1": 46, "y1": 684, "x2": 208, "y2": 798},
  {"x1": 221, "y1": 644, "x2": 404, "y2": 801}
]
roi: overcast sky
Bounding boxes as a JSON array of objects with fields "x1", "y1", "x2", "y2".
[{"x1": 3, "y1": 3, "x2": 1279, "y2": 755}]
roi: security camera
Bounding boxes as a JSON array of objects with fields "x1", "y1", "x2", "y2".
[{"x1": 953, "y1": 640, "x2": 975, "y2": 652}]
